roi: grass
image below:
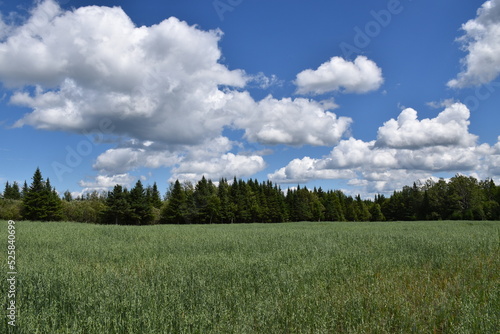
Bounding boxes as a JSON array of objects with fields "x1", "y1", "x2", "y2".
[{"x1": 1, "y1": 220, "x2": 499, "y2": 333}]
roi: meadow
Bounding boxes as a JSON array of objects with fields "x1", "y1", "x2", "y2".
[{"x1": 1, "y1": 220, "x2": 499, "y2": 333}]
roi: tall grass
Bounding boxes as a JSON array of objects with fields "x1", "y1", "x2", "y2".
[{"x1": 1, "y1": 221, "x2": 499, "y2": 333}]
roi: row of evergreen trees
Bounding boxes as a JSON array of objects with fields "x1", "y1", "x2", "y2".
[{"x1": 1, "y1": 168, "x2": 500, "y2": 224}]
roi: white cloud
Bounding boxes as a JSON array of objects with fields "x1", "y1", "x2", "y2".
[
  {"x1": 93, "y1": 147, "x2": 181, "y2": 174},
  {"x1": 376, "y1": 103, "x2": 477, "y2": 149},
  {"x1": 268, "y1": 157, "x2": 355, "y2": 184},
  {"x1": 2, "y1": 1, "x2": 245, "y2": 145},
  {"x1": 295, "y1": 56, "x2": 384, "y2": 94},
  {"x1": 317, "y1": 138, "x2": 398, "y2": 170},
  {"x1": 171, "y1": 153, "x2": 266, "y2": 183},
  {"x1": 349, "y1": 169, "x2": 432, "y2": 195},
  {"x1": 230, "y1": 93, "x2": 352, "y2": 146},
  {"x1": 269, "y1": 103, "x2": 500, "y2": 194},
  {"x1": 0, "y1": 0, "x2": 354, "y2": 185},
  {"x1": 395, "y1": 146, "x2": 480, "y2": 172},
  {"x1": 247, "y1": 72, "x2": 283, "y2": 89},
  {"x1": 448, "y1": 0, "x2": 500, "y2": 87},
  {"x1": 79, "y1": 173, "x2": 135, "y2": 190}
]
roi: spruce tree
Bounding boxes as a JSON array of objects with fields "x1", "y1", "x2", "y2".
[
  {"x1": 43, "y1": 178, "x2": 63, "y2": 221},
  {"x1": 161, "y1": 180, "x2": 187, "y2": 224},
  {"x1": 63, "y1": 190, "x2": 73, "y2": 202},
  {"x1": 23, "y1": 168, "x2": 46, "y2": 220},
  {"x1": 194, "y1": 176, "x2": 211, "y2": 223},
  {"x1": 129, "y1": 180, "x2": 154, "y2": 225},
  {"x1": 369, "y1": 203, "x2": 385, "y2": 221},
  {"x1": 21, "y1": 181, "x2": 28, "y2": 199},
  {"x1": 102, "y1": 185, "x2": 131, "y2": 225},
  {"x1": 3, "y1": 181, "x2": 21, "y2": 199},
  {"x1": 150, "y1": 182, "x2": 163, "y2": 209},
  {"x1": 23, "y1": 168, "x2": 62, "y2": 221},
  {"x1": 217, "y1": 178, "x2": 230, "y2": 224}
]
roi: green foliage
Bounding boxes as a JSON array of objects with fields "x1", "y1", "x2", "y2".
[
  {"x1": 3, "y1": 220, "x2": 498, "y2": 333},
  {"x1": 381, "y1": 175, "x2": 500, "y2": 222},
  {"x1": 3, "y1": 181, "x2": 21, "y2": 200},
  {"x1": 3, "y1": 168, "x2": 500, "y2": 224},
  {"x1": 61, "y1": 197, "x2": 106, "y2": 224},
  {"x1": 102, "y1": 185, "x2": 132, "y2": 225},
  {"x1": 0, "y1": 199, "x2": 22, "y2": 220},
  {"x1": 128, "y1": 180, "x2": 154, "y2": 225},
  {"x1": 146, "y1": 182, "x2": 163, "y2": 209},
  {"x1": 22, "y1": 168, "x2": 62, "y2": 221},
  {"x1": 160, "y1": 180, "x2": 188, "y2": 224}
]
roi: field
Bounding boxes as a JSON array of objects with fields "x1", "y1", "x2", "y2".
[{"x1": 1, "y1": 220, "x2": 499, "y2": 333}]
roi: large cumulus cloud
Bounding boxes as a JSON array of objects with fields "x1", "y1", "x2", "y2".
[
  {"x1": 0, "y1": 0, "x2": 352, "y2": 187},
  {"x1": 448, "y1": 0, "x2": 500, "y2": 87},
  {"x1": 270, "y1": 103, "x2": 500, "y2": 194},
  {"x1": 376, "y1": 103, "x2": 477, "y2": 149}
]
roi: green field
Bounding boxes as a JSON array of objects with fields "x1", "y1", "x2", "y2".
[{"x1": 1, "y1": 220, "x2": 499, "y2": 333}]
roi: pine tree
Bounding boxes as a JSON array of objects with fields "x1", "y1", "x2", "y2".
[
  {"x1": 21, "y1": 181, "x2": 28, "y2": 199},
  {"x1": 63, "y1": 190, "x2": 73, "y2": 202},
  {"x1": 217, "y1": 178, "x2": 230, "y2": 224},
  {"x1": 194, "y1": 176, "x2": 212, "y2": 223},
  {"x1": 150, "y1": 182, "x2": 163, "y2": 209},
  {"x1": 43, "y1": 178, "x2": 63, "y2": 221},
  {"x1": 102, "y1": 185, "x2": 131, "y2": 225},
  {"x1": 22, "y1": 168, "x2": 45, "y2": 220},
  {"x1": 1, "y1": 181, "x2": 7, "y2": 199},
  {"x1": 356, "y1": 195, "x2": 371, "y2": 221},
  {"x1": 3, "y1": 181, "x2": 21, "y2": 200},
  {"x1": 129, "y1": 180, "x2": 154, "y2": 225},
  {"x1": 23, "y1": 168, "x2": 62, "y2": 221},
  {"x1": 369, "y1": 203, "x2": 385, "y2": 221},
  {"x1": 160, "y1": 180, "x2": 187, "y2": 224}
]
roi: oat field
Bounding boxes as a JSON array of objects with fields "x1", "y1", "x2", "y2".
[{"x1": 1, "y1": 220, "x2": 499, "y2": 333}]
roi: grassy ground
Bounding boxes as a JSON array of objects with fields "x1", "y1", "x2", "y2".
[{"x1": 1, "y1": 220, "x2": 499, "y2": 333}]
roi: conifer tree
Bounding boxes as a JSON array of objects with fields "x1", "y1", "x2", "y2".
[
  {"x1": 160, "y1": 180, "x2": 187, "y2": 224},
  {"x1": 102, "y1": 185, "x2": 131, "y2": 225},
  {"x1": 217, "y1": 178, "x2": 230, "y2": 224},
  {"x1": 150, "y1": 182, "x2": 163, "y2": 209},
  {"x1": 369, "y1": 203, "x2": 385, "y2": 221},
  {"x1": 23, "y1": 168, "x2": 62, "y2": 221},
  {"x1": 63, "y1": 190, "x2": 73, "y2": 202},
  {"x1": 43, "y1": 178, "x2": 63, "y2": 221},
  {"x1": 129, "y1": 180, "x2": 154, "y2": 225},
  {"x1": 3, "y1": 181, "x2": 21, "y2": 200},
  {"x1": 21, "y1": 181, "x2": 28, "y2": 199}
]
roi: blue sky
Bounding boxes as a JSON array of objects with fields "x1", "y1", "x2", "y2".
[{"x1": 1, "y1": 0, "x2": 500, "y2": 198}]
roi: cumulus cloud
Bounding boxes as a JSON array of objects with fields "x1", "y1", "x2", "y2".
[
  {"x1": 229, "y1": 92, "x2": 352, "y2": 146},
  {"x1": 0, "y1": 0, "x2": 355, "y2": 189},
  {"x1": 93, "y1": 147, "x2": 181, "y2": 174},
  {"x1": 3, "y1": 1, "x2": 244, "y2": 145},
  {"x1": 295, "y1": 56, "x2": 384, "y2": 94},
  {"x1": 376, "y1": 103, "x2": 477, "y2": 149},
  {"x1": 448, "y1": 0, "x2": 500, "y2": 87},
  {"x1": 79, "y1": 173, "x2": 136, "y2": 190},
  {"x1": 268, "y1": 157, "x2": 355, "y2": 184},
  {"x1": 348, "y1": 170, "x2": 432, "y2": 195},
  {"x1": 269, "y1": 103, "x2": 500, "y2": 194},
  {"x1": 171, "y1": 153, "x2": 266, "y2": 183}
]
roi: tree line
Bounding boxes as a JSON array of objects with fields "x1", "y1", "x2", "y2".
[{"x1": 1, "y1": 168, "x2": 500, "y2": 224}]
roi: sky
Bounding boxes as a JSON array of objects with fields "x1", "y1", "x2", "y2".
[{"x1": 1, "y1": 0, "x2": 500, "y2": 198}]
